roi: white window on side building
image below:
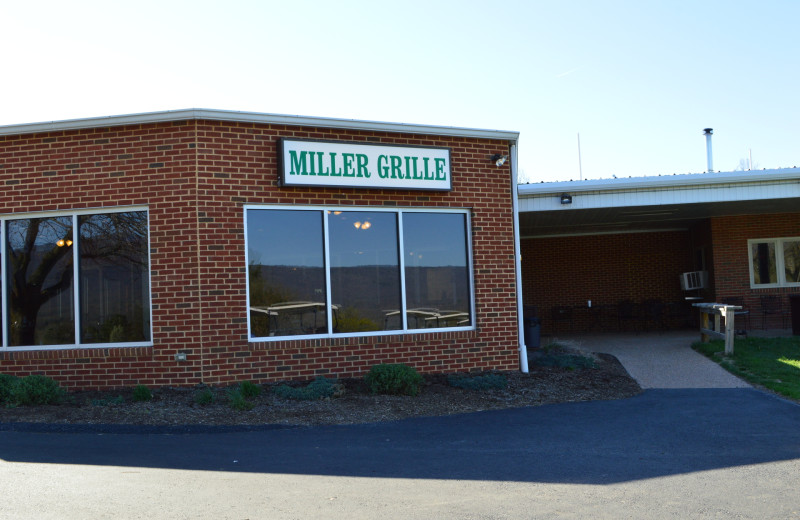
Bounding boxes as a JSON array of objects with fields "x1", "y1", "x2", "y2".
[{"x1": 748, "y1": 237, "x2": 800, "y2": 288}]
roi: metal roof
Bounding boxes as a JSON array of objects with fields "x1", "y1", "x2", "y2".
[
  {"x1": 0, "y1": 108, "x2": 520, "y2": 141},
  {"x1": 518, "y1": 168, "x2": 800, "y2": 196},
  {"x1": 518, "y1": 167, "x2": 800, "y2": 237}
]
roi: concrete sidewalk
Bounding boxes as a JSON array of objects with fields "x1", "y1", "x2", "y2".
[{"x1": 545, "y1": 330, "x2": 752, "y2": 389}]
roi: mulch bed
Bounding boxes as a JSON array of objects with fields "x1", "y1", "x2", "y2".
[{"x1": 0, "y1": 351, "x2": 641, "y2": 429}]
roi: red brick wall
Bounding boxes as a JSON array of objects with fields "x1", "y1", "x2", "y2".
[
  {"x1": 689, "y1": 219, "x2": 715, "y2": 295},
  {"x1": 0, "y1": 120, "x2": 520, "y2": 389},
  {"x1": 710, "y1": 212, "x2": 800, "y2": 326},
  {"x1": 520, "y1": 230, "x2": 694, "y2": 333}
]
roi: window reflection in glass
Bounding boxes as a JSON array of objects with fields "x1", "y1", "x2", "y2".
[
  {"x1": 329, "y1": 212, "x2": 401, "y2": 332},
  {"x1": 784, "y1": 240, "x2": 800, "y2": 284},
  {"x1": 247, "y1": 210, "x2": 327, "y2": 337},
  {"x1": 751, "y1": 242, "x2": 777, "y2": 285},
  {"x1": 402, "y1": 213, "x2": 471, "y2": 329},
  {"x1": 6, "y1": 216, "x2": 75, "y2": 346},
  {"x1": 79, "y1": 212, "x2": 150, "y2": 343}
]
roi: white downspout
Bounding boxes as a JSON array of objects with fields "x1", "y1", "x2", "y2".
[{"x1": 510, "y1": 143, "x2": 529, "y2": 373}]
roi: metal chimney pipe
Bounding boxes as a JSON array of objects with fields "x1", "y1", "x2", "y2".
[{"x1": 703, "y1": 128, "x2": 713, "y2": 172}]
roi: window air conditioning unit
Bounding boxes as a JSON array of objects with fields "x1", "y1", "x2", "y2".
[{"x1": 680, "y1": 271, "x2": 708, "y2": 291}]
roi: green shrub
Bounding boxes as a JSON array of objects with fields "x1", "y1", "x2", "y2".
[
  {"x1": 542, "y1": 341, "x2": 568, "y2": 353},
  {"x1": 533, "y1": 354, "x2": 596, "y2": 370},
  {"x1": 194, "y1": 387, "x2": 214, "y2": 405},
  {"x1": 0, "y1": 374, "x2": 19, "y2": 404},
  {"x1": 132, "y1": 384, "x2": 152, "y2": 402},
  {"x1": 447, "y1": 373, "x2": 508, "y2": 391},
  {"x1": 92, "y1": 395, "x2": 126, "y2": 407},
  {"x1": 365, "y1": 364, "x2": 424, "y2": 396},
  {"x1": 239, "y1": 380, "x2": 262, "y2": 399},
  {"x1": 273, "y1": 376, "x2": 340, "y2": 401},
  {"x1": 11, "y1": 375, "x2": 64, "y2": 406},
  {"x1": 227, "y1": 388, "x2": 255, "y2": 411}
]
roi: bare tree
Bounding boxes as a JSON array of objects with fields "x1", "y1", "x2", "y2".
[
  {"x1": 734, "y1": 157, "x2": 759, "y2": 171},
  {"x1": 6, "y1": 212, "x2": 148, "y2": 346},
  {"x1": 7, "y1": 218, "x2": 74, "y2": 345}
]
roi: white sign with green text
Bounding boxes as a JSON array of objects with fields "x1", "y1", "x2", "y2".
[{"x1": 280, "y1": 139, "x2": 451, "y2": 191}]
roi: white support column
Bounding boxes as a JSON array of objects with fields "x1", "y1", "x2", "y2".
[{"x1": 722, "y1": 307, "x2": 735, "y2": 356}]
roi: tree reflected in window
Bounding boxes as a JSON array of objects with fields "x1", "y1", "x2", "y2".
[
  {"x1": 751, "y1": 242, "x2": 777, "y2": 285},
  {"x1": 783, "y1": 240, "x2": 800, "y2": 284},
  {"x1": 79, "y1": 211, "x2": 150, "y2": 343},
  {"x1": 6, "y1": 216, "x2": 75, "y2": 346},
  {"x1": 4, "y1": 211, "x2": 151, "y2": 347},
  {"x1": 749, "y1": 238, "x2": 800, "y2": 287}
]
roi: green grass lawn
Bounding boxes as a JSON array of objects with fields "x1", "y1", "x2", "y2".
[{"x1": 693, "y1": 336, "x2": 800, "y2": 400}]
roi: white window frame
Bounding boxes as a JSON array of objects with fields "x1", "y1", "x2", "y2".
[
  {"x1": 244, "y1": 205, "x2": 476, "y2": 342},
  {"x1": 0, "y1": 206, "x2": 154, "y2": 351},
  {"x1": 747, "y1": 237, "x2": 800, "y2": 288}
]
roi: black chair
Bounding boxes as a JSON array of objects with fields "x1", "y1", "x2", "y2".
[
  {"x1": 617, "y1": 300, "x2": 641, "y2": 333},
  {"x1": 585, "y1": 304, "x2": 604, "y2": 331},
  {"x1": 642, "y1": 299, "x2": 666, "y2": 332},
  {"x1": 550, "y1": 306, "x2": 573, "y2": 333},
  {"x1": 760, "y1": 295, "x2": 788, "y2": 329},
  {"x1": 666, "y1": 301, "x2": 692, "y2": 329}
]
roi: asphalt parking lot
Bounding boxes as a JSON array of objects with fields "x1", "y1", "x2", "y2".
[{"x1": 1, "y1": 386, "x2": 799, "y2": 519}]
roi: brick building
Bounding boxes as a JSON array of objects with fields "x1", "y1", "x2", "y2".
[
  {"x1": 0, "y1": 109, "x2": 524, "y2": 390},
  {"x1": 518, "y1": 170, "x2": 800, "y2": 335}
]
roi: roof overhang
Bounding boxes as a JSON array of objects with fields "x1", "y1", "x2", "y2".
[
  {"x1": 518, "y1": 168, "x2": 800, "y2": 237},
  {"x1": 0, "y1": 108, "x2": 520, "y2": 142}
]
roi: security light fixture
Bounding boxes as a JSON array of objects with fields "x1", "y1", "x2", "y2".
[
  {"x1": 560, "y1": 193, "x2": 573, "y2": 204},
  {"x1": 490, "y1": 154, "x2": 508, "y2": 167}
]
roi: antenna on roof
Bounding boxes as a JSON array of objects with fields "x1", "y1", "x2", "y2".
[{"x1": 577, "y1": 133, "x2": 583, "y2": 180}]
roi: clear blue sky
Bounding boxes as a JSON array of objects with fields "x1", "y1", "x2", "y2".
[{"x1": 2, "y1": 1, "x2": 797, "y2": 182}]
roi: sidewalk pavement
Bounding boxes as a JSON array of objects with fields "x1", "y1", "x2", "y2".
[{"x1": 544, "y1": 330, "x2": 752, "y2": 389}]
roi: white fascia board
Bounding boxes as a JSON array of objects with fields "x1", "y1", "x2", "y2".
[
  {"x1": 0, "y1": 108, "x2": 519, "y2": 142},
  {"x1": 519, "y1": 180, "x2": 800, "y2": 213},
  {"x1": 518, "y1": 168, "x2": 800, "y2": 197}
]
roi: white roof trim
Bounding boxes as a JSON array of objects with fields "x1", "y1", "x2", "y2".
[
  {"x1": 0, "y1": 108, "x2": 519, "y2": 141},
  {"x1": 518, "y1": 168, "x2": 800, "y2": 196}
]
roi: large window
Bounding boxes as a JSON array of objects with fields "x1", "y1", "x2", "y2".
[
  {"x1": 402, "y1": 213, "x2": 471, "y2": 330},
  {"x1": 246, "y1": 207, "x2": 473, "y2": 340},
  {"x1": 329, "y1": 211, "x2": 401, "y2": 333},
  {"x1": 2, "y1": 209, "x2": 151, "y2": 349},
  {"x1": 748, "y1": 238, "x2": 800, "y2": 288},
  {"x1": 6, "y1": 216, "x2": 75, "y2": 346},
  {"x1": 246, "y1": 210, "x2": 327, "y2": 337},
  {"x1": 78, "y1": 212, "x2": 151, "y2": 344}
]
